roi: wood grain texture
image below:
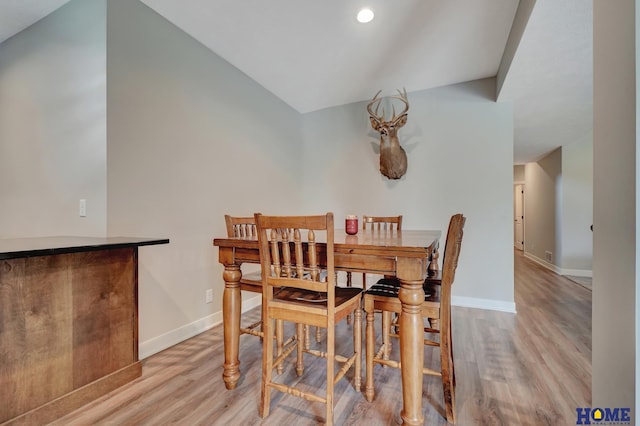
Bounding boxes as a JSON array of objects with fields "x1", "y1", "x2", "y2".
[
  {"x1": 0, "y1": 248, "x2": 138, "y2": 425},
  {"x1": 0, "y1": 255, "x2": 73, "y2": 421},
  {"x1": 71, "y1": 250, "x2": 135, "y2": 387},
  {"x1": 52, "y1": 250, "x2": 591, "y2": 425}
]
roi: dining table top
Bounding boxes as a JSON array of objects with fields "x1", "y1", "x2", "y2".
[{"x1": 214, "y1": 228, "x2": 441, "y2": 252}]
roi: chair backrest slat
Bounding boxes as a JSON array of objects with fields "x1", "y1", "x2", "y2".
[
  {"x1": 256, "y1": 213, "x2": 336, "y2": 313},
  {"x1": 270, "y1": 229, "x2": 282, "y2": 277},
  {"x1": 362, "y1": 215, "x2": 403, "y2": 232},
  {"x1": 225, "y1": 215, "x2": 257, "y2": 238},
  {"x1": 281, "y1": 229, "x2": 293, "y2": 278},
  {"x1": 294, "y1": 229, "x2": 305, "y2": 278}
]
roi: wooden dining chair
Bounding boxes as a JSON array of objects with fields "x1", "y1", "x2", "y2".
[
  {"x1": 225, "y1": 214, "x2": 296, "y2": 374},
  {"x1": 224, "y1": 215, "x2": 264, "y2": 338},
  {"x1": 225, "y1": 215, "x2": 258, "y2": 239},
  {"x1": 345, "y1": 215, "x2": 402, "y2": 325},
  {"x1": 255, "y1": 213, "x2": 362, "y2": 426},
  {"x1": 363, "y1": 213, "x2": 465, "y2": 424},
  {"x1": 362, "y1": 215, "x2": 403, "y2": 232},
  {"x1": 346, "y1": 215, "x2": 402, "y2": 289}
]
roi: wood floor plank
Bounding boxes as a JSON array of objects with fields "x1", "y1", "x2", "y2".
[{"x1": 51, "y1": 250, "x2": 591, "y2": 425}]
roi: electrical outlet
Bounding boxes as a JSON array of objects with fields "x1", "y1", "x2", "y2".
[
  {"x1": 545, "y1": 251, "x2": 552, "y2": 262},
  {"x1": 79, "y1": 199, "x2": 86, "y2": 217},
  {"x1": 205, "y1": 289, "x2": 213, "y2": 303}
]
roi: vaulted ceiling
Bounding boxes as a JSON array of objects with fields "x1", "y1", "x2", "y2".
[{"x1": 0, "y1": 0, "x2": 592, "y2": 164}]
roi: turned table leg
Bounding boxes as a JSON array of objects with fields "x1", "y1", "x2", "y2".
[
  {"x1": 222, "y1": 264, "x2": 242, "y2": 390},
  {"x1": 398, "y1": 278, "x2": 425, "y2": 426},
  {"x1": 396, "y1": 256, "x2": 428, "y2": 426}
]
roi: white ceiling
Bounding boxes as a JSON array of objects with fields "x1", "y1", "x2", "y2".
[
  {"x1": 139, "y1": 0, "x2": 519, "y2": 114},
  {"x1": 0, "y1": 0, "x2": 72, "y2": 44},
  {"x1": 0, "y1": 0, "x2": 592, "y2": 164},
  {"x1": 499, "y1": 0, "x2": 592, "y2": 164}
]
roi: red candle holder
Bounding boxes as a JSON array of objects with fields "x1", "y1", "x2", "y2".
[{"x1": 345, "y1": 215, "x2": 358, "y2": 235}]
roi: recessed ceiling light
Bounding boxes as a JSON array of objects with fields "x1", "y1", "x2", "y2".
[{"x1": 357, "y1": 8, "x2": 374, "y2": 23}]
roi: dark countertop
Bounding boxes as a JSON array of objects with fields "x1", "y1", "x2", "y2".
[{"x1": 0, "y1": 236, "x2": 169, "y2": 260}]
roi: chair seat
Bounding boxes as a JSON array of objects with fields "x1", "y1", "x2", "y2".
[
  {"x1": 425, "y1": 269, "x2": 442, "y2": 284},
  {"x1": 240, "y1": 271, "x2": 263, "y2": 286},
  {"x1": 275, "y1": 286, "x2": 362, "y2": 308},
  {"x1": 239, "y1": 271, "x2": 263, "y2": 294},
  {"x1": 241, "y1": 270, "x2": 330, "y2": 288},
  {"x1": 366, "y1": 278, "x2": 440, "y2": 302}
]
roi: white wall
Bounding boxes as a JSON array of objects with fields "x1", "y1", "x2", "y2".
[
  {"x1": 523, "y1": 148, "x2": 561, "y2": 266},
  {"x1": 106, "y1": 0, "x2": 303, "y2": 355},
  {"x1": 561, "y1": 138, "x2": 593, "y2": 273},
  {"x1": 514, "y1": 164, "x2": 525, "y2": 182},
  {"x1": 593, "y1": 0, "x2": 636, "y2": 417},
  {"x1": 0, "y1": 0, "x2": 106, "y2": 238},
  {"x1": 522, "y1": 142, "x2": 593, "y2": 276},
  {"x1": 302, "y1": 79, "x2": 515, "y2": 310}
]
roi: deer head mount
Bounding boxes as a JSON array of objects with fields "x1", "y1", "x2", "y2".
[{"x1": 367, "y1": 88, "x2": 409, "y2": 180}]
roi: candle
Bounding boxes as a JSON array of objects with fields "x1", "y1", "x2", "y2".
[{"x1": 345, "y1": 215, "x2": 358, "y2": 235}]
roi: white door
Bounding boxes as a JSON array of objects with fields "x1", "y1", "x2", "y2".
[{"x1": 514, "y1": 184, "x2": 524, "y2": 250}]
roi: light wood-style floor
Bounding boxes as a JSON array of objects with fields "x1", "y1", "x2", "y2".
[
  {"x1": 566, "y1": 275, "x2": 592, "y2": 291},
  {"x1": 53, "y1": 250, "x2": 591, "y2": 425}
]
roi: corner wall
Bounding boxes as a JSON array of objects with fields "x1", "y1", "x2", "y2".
[
  {"x1": 302, "y1": 79, "x2": 515, "y2": 311},
  {"x1": 521, "y1": 141, "x2": 592, "y2": 276},
  {"x1": 0, "y1": 0, "x2": 107, "y2": 238},
  {"x1": 106, "y1": 0, "x2": 303, "y2": 355},
  {"x1": 523, "y1": 148, "x2": 561, "y2": 267}
]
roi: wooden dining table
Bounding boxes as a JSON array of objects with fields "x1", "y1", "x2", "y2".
[{"x1": 213, "y1": 228, "x2": 441, "y2": 426}]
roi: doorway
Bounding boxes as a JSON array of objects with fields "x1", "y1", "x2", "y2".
[{"x1": 514, "y1": 184, "x2": 524, "y2": 250}]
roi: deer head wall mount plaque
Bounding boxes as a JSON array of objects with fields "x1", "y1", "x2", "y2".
[{"x1": 367, "y1": 88, "x2": 409, "y2": 180}]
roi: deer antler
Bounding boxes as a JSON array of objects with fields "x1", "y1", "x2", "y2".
[
  {"x1": 390, "y1": 88, "x2": 409, "y2": 124},
  {"x1": 367, "y1": 90, "x2": 384, "y2": 126},
  {"x1": 367, "y1": 88, "x2": 409, "y2": 126}
]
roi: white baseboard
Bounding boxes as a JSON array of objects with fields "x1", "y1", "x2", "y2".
[
  {"x1": 524, "y1": 252, "x2": 592, "y2": 278},
  {"x1": 559, "y1": 268, "x2": 592, "y2": 278},
  {"x1": 452, "y1": 296, "x2": 517, "y2": 314},
  {"x1": 140, "y1": 292, "x2": 517, "y2": 358},
  {"x1": 139, "y1": 294, "x2": 262, "y2": 359},
  {"x1": 524, "y1": 252, "x2": 562, "y2": 274}
]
